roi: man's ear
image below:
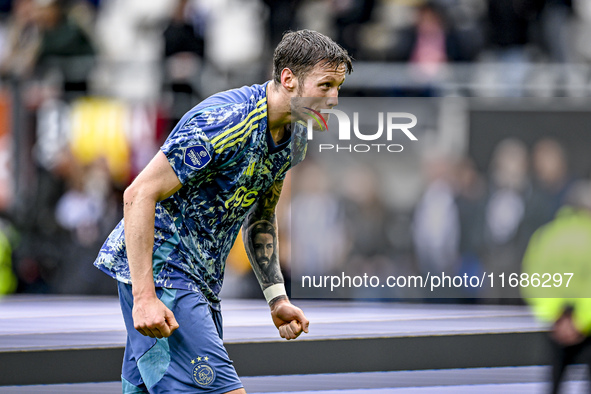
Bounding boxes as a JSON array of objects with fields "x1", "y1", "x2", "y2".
[{"x1": 280, "y1": 68, "x2": 297, "y2": 92}]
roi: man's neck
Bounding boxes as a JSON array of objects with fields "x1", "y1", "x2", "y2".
[{"x1": 266, "y1": 82, "x2": 292, "y2": 144}]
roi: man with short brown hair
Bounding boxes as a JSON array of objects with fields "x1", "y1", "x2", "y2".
[{"x1": 95, "y1": 30, "x2": 352, "y2": 393}]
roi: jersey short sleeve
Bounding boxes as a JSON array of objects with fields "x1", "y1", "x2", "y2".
[{"x1": 161, "y1": 112, "x2": 217, "y2": 185}]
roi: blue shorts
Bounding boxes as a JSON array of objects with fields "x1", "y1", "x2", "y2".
[{"x1": 117, "y1": 282, "x2": 243, "y2": 393}]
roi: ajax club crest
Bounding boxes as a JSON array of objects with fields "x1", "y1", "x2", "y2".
[{"x1": 191, "y1": 356, "x2": 216, "y2": 387}]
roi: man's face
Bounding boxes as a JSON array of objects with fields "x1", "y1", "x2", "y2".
[
  {"x1": 292, "y1": 62, "x2": 347, "y2": 124},
  {"x1": 254, "y1": 232, "x2": 274, "y2": 267}
]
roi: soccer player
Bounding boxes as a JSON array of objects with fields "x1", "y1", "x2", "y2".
[{"x1": 94, "y1": 30, "x2": 352, "y2": 393}]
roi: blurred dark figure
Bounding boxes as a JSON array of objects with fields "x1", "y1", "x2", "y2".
[
  {"x1": 522, "y1": 181, "x2": 591, "y2": 394},
  {"x1": 163, "y1": 0, "x2": 205, "y2": 58},
  {"x1": 342, "y1": 166, "x2": 396, "y2": 298},
  {"x1": 13, "y1": 156, "x2": 68, "y2": 294},
  {"x1": 34, "y1": 0, "x2": 95, "y2": 96},
  {"x1": 408, "y1": 2, "x2": 449, "y2": 77},
  {"x1": 531, "y1": 138, "x2": 574, "y2": 225},
  {"x1": 485, "y1": 0, "x2": 544, "y2": 96},
  {"x1": 163, "y1": 0, "x2": 206, "y2": 126},
  {"x1": 434, "y1": 0, "x2": 485, "y2": 61},
  {"x1": 0, "y1": 0, "x2": 12, "y2": 13},
  {"x1": 412, "y1": 151, "x2": 461, "y2": 299},
  {"x1": 330, "y1": 0, "x2": 375, "y2": 59},
  {"x1": 481, "y1": 139, "x2": 537, "y2": 300},
  {"x1": 393, "y1": 2, "x2": 480, "y2": 65},
  {"x1": 539, "y1": 0, "x2": 574, "y2": 63},
  {"x1": 52, "y1": 157, "x2": 121, "y2": 294},
  {"x1": 0, "y1": 0, "x2": 40, "y2": 80},
  {"x1": 486, "y1": 0, "x2": 541, "y2": 50},
  {"x1": 390, "y1": 2, "x2": 481, "y2": 95},
  {"x1": 454, "y1": 157, "x2": 487, "y2": 298},
  {"x1": 290, "y1": 160, "x2": 346, "y2": 279},
  {"x1": 263, "y1": 0, "x2": 301, "y2": 48},
  {"x1": 536, "y1": 0, "x2": 577, "y2": 94}
]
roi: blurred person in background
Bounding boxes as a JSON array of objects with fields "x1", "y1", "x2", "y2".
[
  {"x1": 330, "y1": 0, "x2": 376, "y2": 60},
  {"x1": 53, "y1": 157, "x2": 121, "y2": 294},
  {"x1": 203, "y1": 0, "x2": 266, "y2": 92},
  {"x1": 93, "y1": 0, "x2": 175, "y2": 101},
  {"x1": 572, "y1": 0, "x2": 591, "y2": 64},
  {"x1": 522, "y1": 180, "x2": 591, "y2": 394},
  {"x1": 531, "y1": 138, "x2": 574, "y2": 225},
  {"x1": 536, "y1": 0, "x2": 578, "y2": 94},
  {"x1": 34, "y1": 0, "x2": 95, "y2": 96},
  {"x1": 539, "y1": 0, "x2": 574, "y2": 64},
  {"x1": 0, "y1": 0, "x2": 40, "y2": 80},
  {"x1": 394, "y1": 3, "x2": 459, "y2": 73},
  {"x1": 389, "y1": 1, "x2": 482, "y2": 95},
  {"x1": 453, "y1": 156, "x2": 487, "y2": 301},
  {"x1": 482, "y1": 0, "x2": 541, "y2": 96},
  {"x1": 288, "y1": 160, "x2": 347, "y2": 294},
  {"x1": 482, "y1": 138, "x2": 537, "y2": 300},
  {"x1": 412, "y1": 150, "x2": 461, "y2": 299},
  {"x1": 263, "y1": 0, "x2": 301, "y2": 49},
  {"x1": 162, "y1": 0, "x2": 206, "y2": 126},
  {"x1": 404, "y1": 2, "x2": 452, "y2": 79},
  {"x1": 342, "y1": 164, "x2": 395, "y2": 298},
  {"x1": 93, "y1": 30, "x2": 351, "y2": 393}
]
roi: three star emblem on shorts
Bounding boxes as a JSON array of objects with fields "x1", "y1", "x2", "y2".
[{"x1": 191, "y1": 355, "x2": 216, "y2": 386}]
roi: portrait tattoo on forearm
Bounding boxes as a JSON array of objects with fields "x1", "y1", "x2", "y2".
[{"x1": 243, "y1": 180, "x2": 285, "y2": 292}]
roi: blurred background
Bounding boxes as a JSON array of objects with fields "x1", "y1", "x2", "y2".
[{"x1": 0, "y1": 0, "x2": 589, "y2": 302}]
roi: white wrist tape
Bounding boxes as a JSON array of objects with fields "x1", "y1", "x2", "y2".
[{"x1": 263, "y1": 284, "x2": 287, "y2": 303}]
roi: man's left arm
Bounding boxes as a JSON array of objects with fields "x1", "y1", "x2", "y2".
[{"x1": 242, "y1": 179, "x2": 309, "y2": 340}]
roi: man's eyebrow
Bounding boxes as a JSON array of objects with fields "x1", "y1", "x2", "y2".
[{"x1": 318, "y1": 75, "x2": 344, "y2": 83}]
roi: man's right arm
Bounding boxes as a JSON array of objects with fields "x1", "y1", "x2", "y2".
[{"x1": 123, "y1": 150, "x2": 182, "y2": 338}]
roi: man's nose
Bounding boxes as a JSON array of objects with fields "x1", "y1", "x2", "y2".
[{"x1": 326, "y1": 90, "x2": 339, "y2": 107}]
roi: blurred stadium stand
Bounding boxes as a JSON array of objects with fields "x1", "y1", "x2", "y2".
[
  {"x1": 1, "y1": 1, "x2": 591, "y2": 392},
  {"x1": 0, "y1": 0, "x2": 589, "y2": 302}
]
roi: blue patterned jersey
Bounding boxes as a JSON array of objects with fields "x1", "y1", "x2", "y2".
[{"x1": 94, "y1": 82, "x2": 307, "y2": 305}]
